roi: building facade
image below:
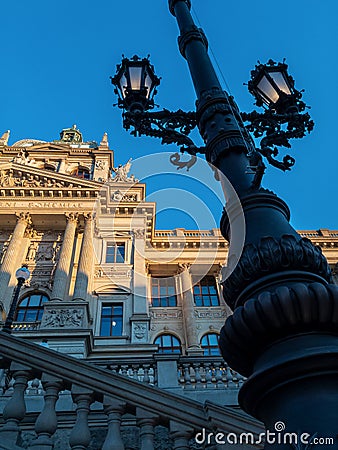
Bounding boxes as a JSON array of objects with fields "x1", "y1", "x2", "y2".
[{"x1": 0, "y1": 127, "x2": 337, "y2": 449}]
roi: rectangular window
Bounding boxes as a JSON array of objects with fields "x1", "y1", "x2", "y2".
[
  {"x1": 99, "y1": 303, "x2": 123, "y2": 336},
  {"x1": 151, "y1": 277, "x2": 177, "y2": 307},
  {"x1": 193, "y1": 276, "x2": 220, "y2": 307},
  {"x1": 106, "y1": 242, "x2": 125, "y2": 263}
]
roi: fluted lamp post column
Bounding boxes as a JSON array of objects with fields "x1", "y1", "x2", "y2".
[{"x1": 2, "y1": 265, "x2": 30, "y2": 334}]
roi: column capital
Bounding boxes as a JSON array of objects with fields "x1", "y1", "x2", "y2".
[
  {"x1": 177, "y1": 262, "x2": 191, "y2": 274},
  {"x1": 65, "y1": 212, "x2": 79, "y2": 224},
  {"x1": 15, "y1": 212, "x2": 31, "y2": 225},
  {"x1": 83, "y1": 212, "x2": 94, "y2": 222}
]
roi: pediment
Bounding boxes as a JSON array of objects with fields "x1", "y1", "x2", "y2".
[
  {"x1": 0, "y1": 162, "x2": 102, "y2": 190},
  {"x1": 94, "y1": 283, "x2": 131, "y2": 295}
]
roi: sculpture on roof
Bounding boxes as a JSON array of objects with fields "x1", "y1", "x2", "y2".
[
  {"x1": 12, "y1": 149, "x2": 36, "y2": 166},
  {"x1": 111, "y1": 158, "x2": 138, "y2": 182},
  {"x1": 0, "y1": 130, "x2": 10, "y2": 146}
]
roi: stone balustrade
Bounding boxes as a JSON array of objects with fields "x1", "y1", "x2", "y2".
[{"x1": 0, "y1": 332, "x2": 263, "y2": 449}]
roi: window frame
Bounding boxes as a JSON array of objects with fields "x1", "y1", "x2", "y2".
[
  {"x1": 193, "y1": 276, "x2": 220, "y2": 307},
  {"x1": 15, "y1": 292, "x2": 49, "y2": 323},
  {"x1": 99, "y1": 302, "x2": 124, "y2": 337},
  {"x1": 154, "y1": 333, "x2": 182, "y2": 354},
  {"x1": 105, "y1": 242, "x2": 126, "y2": 264},
  {"x1": 201, "y1": 333, "x2": 220, "y2": 356},
  {"x1": 151, "y1": 276, "x2": 177, "y2": 307}
]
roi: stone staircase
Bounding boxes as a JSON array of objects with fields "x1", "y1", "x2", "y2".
[{"x1": 0, "y1": 332, "x2": 263, "y2": 449}]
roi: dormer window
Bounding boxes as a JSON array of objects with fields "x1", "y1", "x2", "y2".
[
  {"x1": 71, "y1": 167, "x2": 91, "y2": 179},
  {"x1": 44, "y1": 163, "x2": 56, "y2": 172}
]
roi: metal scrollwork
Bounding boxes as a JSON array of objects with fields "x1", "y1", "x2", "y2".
[
  {"x1": 242, "y1": 107, "x2": 314, "y2": 189},
  {"x1": 123, "y1": 109, "x2": 205, "y2": 170}
]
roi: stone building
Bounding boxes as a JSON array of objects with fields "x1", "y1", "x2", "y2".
[{"x1": 0, "y1": 127, "x2": 337, "y2": 449}]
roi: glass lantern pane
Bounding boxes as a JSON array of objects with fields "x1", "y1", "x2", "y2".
[
  {"x1": 257, "y1": 75, "x2": 279, "y2": 104},
  {"x1": 119, "y1": 74, "x2": 128, "y2": 98},
  {"x1": 128, "y1": 66, "x2": 143, "y2": 90},
  {"x1": 144, "y1": 73, "x2": 152, "y2": 98},
  {"x1": 269, "y1": 71, "x2": 291, "y2": 95}
]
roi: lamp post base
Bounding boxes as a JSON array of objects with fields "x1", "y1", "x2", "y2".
[{"x1": 239, "y1": 333, "x2": 338, "y2": 449}]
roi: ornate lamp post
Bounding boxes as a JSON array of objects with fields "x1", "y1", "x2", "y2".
[
  {"x1": 112, "y1": 0, "x2": 338, "y2": 447},
  {"x1": 2, "y1": 265, "x2": 30, "y2": 334}
]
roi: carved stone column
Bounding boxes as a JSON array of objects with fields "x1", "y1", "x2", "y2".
[
  {"x1": 178, "y1": 263, "x2": 202, "y2": 355},
  {"x1": 73, "y1": 214, "x2": 94, "y2": 302},
  {"x1": 51, "y1": 213, "x2": 78, "y2": 301},
  {"x1": 0, "y1": 213, "x2": 31, "y2": 307}
]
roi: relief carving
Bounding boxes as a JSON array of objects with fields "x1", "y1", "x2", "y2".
[
  {"x1": 41, "y1": 308, "x2": 84, "y2": 328},
  {"x1": 132, "y1": 322, "x2": 148, "y2": 342},
  {"x1": 0, "y1": 168, "x2": 89, "y2": 189}
]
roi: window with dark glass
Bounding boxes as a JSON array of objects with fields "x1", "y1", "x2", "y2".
[
  {"x1": 151, "y1": 277, "x2": 177, "y2": 307},
  {"x1": 193, "y1": 276, "x2": 219, "y2": 307},
  {"x1": 44, "y1": 163, "x2": 56, "y2": 172},
  {"x1": 105, "y1": 242, "x2": 125, "y2": 263},
  {"x1": 154, "y1": 334, "x2": 181, "y2": 354},
  {"x1": 99, "y1": 303, "x2": 123, "y2": 336},
  {"x1": 15, "y1": 293, "x2": 49, "y2": 322},
  {"x1": 72, "y1": 167, "x2": 91, "y2": 179},
  {"x1": 201, "y1": 333, "x2": 220, "y2": 356}
]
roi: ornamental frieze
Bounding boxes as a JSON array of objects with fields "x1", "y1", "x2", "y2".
[
  {"x1": 41, "y1": 308, "x2": 84, "y2": 328},
  {"x1": 194, "y1": 308, "x2": 227, "y2": 319},
  {"x1": 150, "y1": 309, "x2": 183, "y2": 320},
  {"x1": 0, "y1": 168, "x2": 90, "y2": 189}
]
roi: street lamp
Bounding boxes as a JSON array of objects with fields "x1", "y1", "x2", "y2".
[
  {"x1": 112, "y1": 0, "x2": 338, "y2": 446},
  {"x1": 111, "y1": 55, "x2": 160, "y2": 113},
  {"x1": 2, "y1": 265, "x2": 30, "y2": 334}
]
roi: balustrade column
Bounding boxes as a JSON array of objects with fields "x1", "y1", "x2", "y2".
[
  {"x1": 69, "y1": 386, "x2": 93, "y2": 450},
  {"x1": 178, "y1": 264, "x2": 201, "y2": 353},
  {"x1": 29, "y1": 374, "x2": 63, "y2": 450},
  {"x1": 136, "y1": 408, "x2": 158, "y2": 450},
  {"x1": 0, "y1": 363, "x2": 32, "y2": 442},
  {"x1": 102, "y1": 396, "x2": 126, "y2": 450},
  {"x1": 51, "y1": 213, "x2": 78, "y2": 301},
  {"x1": 73, "y1": 214, "x2": 94, "y2": 301},
  {"x1": 0, "y1": 212, "x2": 31, "y2": 306},
  {"x1": 170, "y1": 421, "x2": 194, "y2": 450}
]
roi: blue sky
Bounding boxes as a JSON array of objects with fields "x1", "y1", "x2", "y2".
[{"x1": 1, "y1": 0, "x2": 337, "y2": 231}]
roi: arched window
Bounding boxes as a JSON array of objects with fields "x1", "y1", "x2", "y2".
[
  {"x1": 71, "y1": 167, "x2": 91, "y2": 179},
  {"x1": 154, "y1": 334, "x2": 181, "y2": 354},
  {"x1": 15, "y1": 293, "x2": 49, "y2": 322},
  {"x1": 201, "y1": 333, "x2": 220, "y2": 356}
]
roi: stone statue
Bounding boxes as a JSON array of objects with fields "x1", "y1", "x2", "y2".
[{"x1": 111, "y1": 158, "x2": 138, "y2": 183}]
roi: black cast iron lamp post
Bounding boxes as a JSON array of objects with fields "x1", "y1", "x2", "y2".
[
  {"x1": 2, "y1": 265, "x2": 30, "y2": 334},
  {"x1": 112, "y1": 1, "x2": 338, "y2": 447}
]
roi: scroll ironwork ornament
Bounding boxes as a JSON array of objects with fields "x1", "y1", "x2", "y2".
[
  {"x1": 122, "y1": 108, "x2": 204, "y2": 171},
  {"x1": 221, "y1": 235, "x2": 331, "y2": 310}
]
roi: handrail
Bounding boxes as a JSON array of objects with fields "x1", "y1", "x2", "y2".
[{"x1": 0, "y1": 331, "x2": 262, "y2": 433}]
